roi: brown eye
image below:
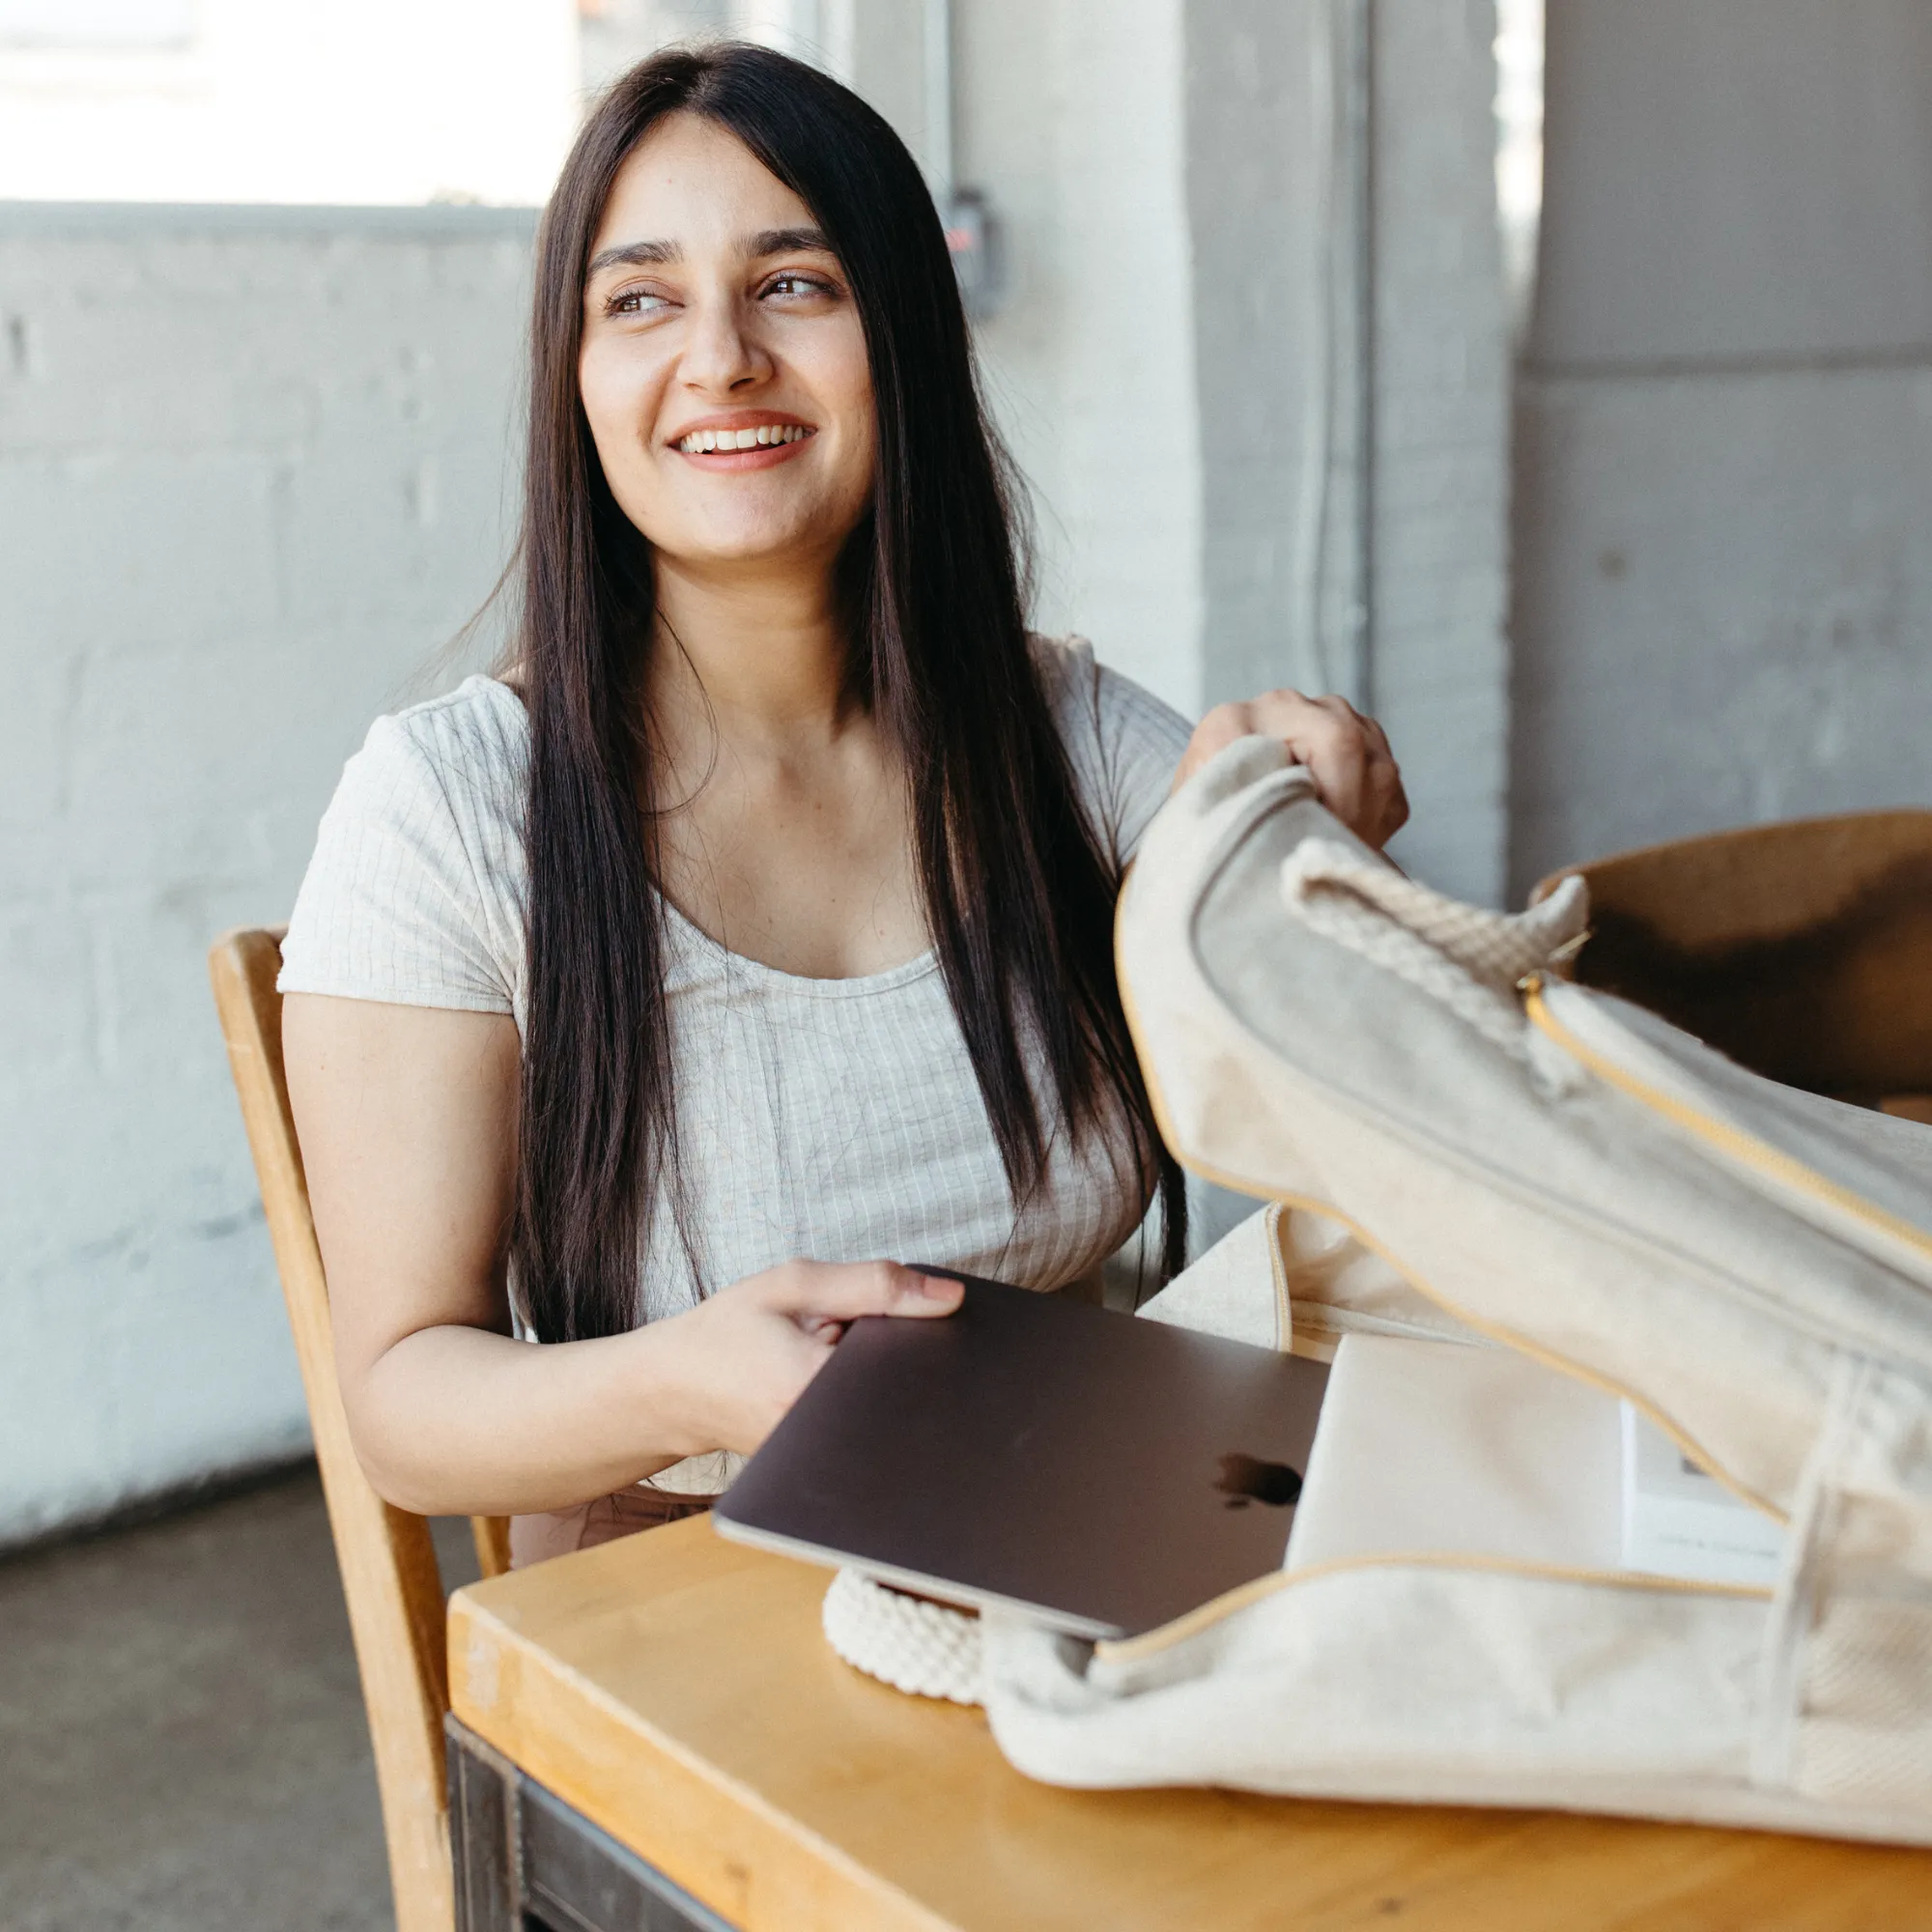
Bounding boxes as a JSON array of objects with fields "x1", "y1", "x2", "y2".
[{"x1": 605, "y1": 287, "x2": 673, "y2": 318}]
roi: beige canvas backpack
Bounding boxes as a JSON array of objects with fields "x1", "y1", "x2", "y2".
[{"x1": 980, "y1": 738, "x2": 1932, "y2": 1846}]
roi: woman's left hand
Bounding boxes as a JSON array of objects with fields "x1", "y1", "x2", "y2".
[{"x1": 1173, "y1": 690, "x2": 1409, "y2": 852}]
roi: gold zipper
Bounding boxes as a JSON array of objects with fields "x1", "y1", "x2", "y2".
[
  {"x1": 1096, "y1": 1548, "x2": 1773, "y2": 1668},
  {"x1": 1524, "y1": 977, "x2": 1932, "y2": 1265}
]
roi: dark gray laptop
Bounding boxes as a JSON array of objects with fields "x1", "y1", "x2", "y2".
[{"x1": 713, "y1": 1273, "x2": 1329, "y2": 1639}]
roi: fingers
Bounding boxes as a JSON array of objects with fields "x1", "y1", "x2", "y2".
[
  {"x1": 1286, "y1": 695, "x2": 1370, "y2": 836},
  {"x1": 1169, "y1": 713, "x2": 1235, "y2": 793},
  {"x1": 1331, "y1": 701, "x2": 1406, "y2": 848},
  {"x1": 759, "y1": 1259, "x2": 964, "y2": 1327},
  {"x1": 1369, "y1": 752, "x2": 1410, "y2": 847},
  {"x1": 1175, "y1": 690, "x2": 1408, "y2": 852},
  {"x1": 680, "y1": 1263, "x2": 961, "y2": 1459}
]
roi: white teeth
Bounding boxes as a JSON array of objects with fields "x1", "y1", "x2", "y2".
[{"x1": 678, "y1": 424, "x2": 809, "y2": 453}]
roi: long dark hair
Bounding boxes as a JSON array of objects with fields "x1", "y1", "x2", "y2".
[{"x1": 510, "y1": 43, "x2": 1184, "y2": 1342}]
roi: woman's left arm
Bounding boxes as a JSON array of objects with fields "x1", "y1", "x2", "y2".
[{"x1": 1173, "y1": 690, "x2": 1408, "y2": 852}]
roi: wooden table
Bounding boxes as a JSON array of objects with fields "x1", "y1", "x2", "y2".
[{"x1": 446, "y1": 1518, "x2": 1932, "y2": 1931}]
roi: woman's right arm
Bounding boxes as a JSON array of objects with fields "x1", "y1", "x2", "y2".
[{"x1": 282, "y1": 991, "x2": 960, "y2": 1519}]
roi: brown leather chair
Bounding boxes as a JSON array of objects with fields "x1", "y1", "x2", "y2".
[
  {"x1": 210, "y1": 927, "x2": 511, "y2": 1932},
  {"x1": 1535, "y1": 810, "x2": 1932, "y2": 1121}
]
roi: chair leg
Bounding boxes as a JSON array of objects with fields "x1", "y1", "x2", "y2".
[{"x1": 470, "y1": 1514, "x2": 514, "y2": 1580}]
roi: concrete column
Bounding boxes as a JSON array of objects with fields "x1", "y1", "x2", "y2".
[
  {"x1": 1185, "y1": 0, "x2": 1371, "y2": 716},
  {"x1": 960, "y1": 0, "x2": 1205, "y2": 716},
  {"x1": 1184, "y1": 0, "x2": 1512, "y2": 904},
  {"x1": 1368, "y1": 0, "x2": 1512, "y2": 905}
]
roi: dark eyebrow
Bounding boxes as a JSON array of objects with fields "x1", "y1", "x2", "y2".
[
  {"x1": 585, "y1": 238, "x2": 681, "y2": 277},
  {"x1": 749, "y1": 225, "x2": 834, "y2": 258},
  {"x1": 584, "y1": 226, "x2": 835, "y2": 283}
]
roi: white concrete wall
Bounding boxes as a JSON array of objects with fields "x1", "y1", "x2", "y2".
[
  {"x1": 0, "y1": 205, "x2": 533, "y2": 1546},
  {"x1": 1512, "y1": 0, "x2": 1932, "y2": 894}
]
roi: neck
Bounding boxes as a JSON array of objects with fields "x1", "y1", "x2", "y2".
[{"x1": 646, "y1": 550, "x2": 855, "y2": 753}]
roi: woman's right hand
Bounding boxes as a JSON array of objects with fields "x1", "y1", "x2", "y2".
[{"x1": 657, "y1": 1259, "x2": 964, "y2": 1458}]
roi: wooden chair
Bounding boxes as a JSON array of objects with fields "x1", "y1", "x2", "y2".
[
  {"x1": 209, "y1": 928, "x2": 512, "y2": 1932},
  {"x1": 1535, "y1": 810, "x2": 1932, "y2": 1119}
]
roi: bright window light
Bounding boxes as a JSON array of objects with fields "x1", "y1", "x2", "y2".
[
  {"x1": 0, "y1": 0, "x2": 194, "y2": 47},
  {"x1": 0, "y1": 0, "x2": 582, "y2": 205}
]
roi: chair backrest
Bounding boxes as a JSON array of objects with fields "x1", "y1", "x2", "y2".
[
  {"x1": 1536, "y1": 810, "x2": 1932, "y2": 1108},
  {"x1": 209, "y1": 928, "x2": 510, "y2": 1932}
]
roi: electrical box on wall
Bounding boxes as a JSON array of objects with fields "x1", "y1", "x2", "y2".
[{"x1": 942, "y1": 188, "x2": 1001, "y2": 320}]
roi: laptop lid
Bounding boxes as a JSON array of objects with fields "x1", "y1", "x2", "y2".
[{"x1": 713, "y1": 1274, "x2": 1329, "y2": 1639}]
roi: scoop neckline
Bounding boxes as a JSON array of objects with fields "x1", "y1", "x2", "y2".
[
  {"x1": 659, "y1": 897, "x2": 942, "y2": 997},
  {"x1": 469, "y1": 675, "x2": 943, "y2": 999}
]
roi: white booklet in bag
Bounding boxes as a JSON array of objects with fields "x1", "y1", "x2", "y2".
[{"x1": 1619, "y1": 1399, "x2": 1785, "y2": 1588}]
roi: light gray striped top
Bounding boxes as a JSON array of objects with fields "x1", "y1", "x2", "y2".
[{"x1": 280, "y1": 636, "x2": 1190, "y2": 1491}]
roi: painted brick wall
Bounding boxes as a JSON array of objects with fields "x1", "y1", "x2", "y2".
[{"x1": 0, "y1": 205, "x2": 534, "y2": 1547}]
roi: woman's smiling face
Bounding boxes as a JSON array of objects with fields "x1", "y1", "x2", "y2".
[{"x1": 578, "y1": 113, "x2": 876, "y2": 577}]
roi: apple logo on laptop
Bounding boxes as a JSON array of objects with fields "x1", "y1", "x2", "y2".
[{"x1": 1216, "y1": 1453, "x2": 1303, "y2": 1510}]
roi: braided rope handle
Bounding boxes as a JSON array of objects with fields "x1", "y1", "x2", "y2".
[
  {"x1": 1280, "y1": 839, "x2": 1590, "y2": 1058},
  {"x1": 822, "y1": 1569, "x2": 984, "y2": 1705}
]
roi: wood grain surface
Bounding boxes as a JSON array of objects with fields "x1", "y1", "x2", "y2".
[{"x1": 447, "y1": 1518, "x2": 1932, "y2": 1932}]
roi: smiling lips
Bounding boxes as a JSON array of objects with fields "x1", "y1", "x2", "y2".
[{"x1": 671, "y1": 419, "x2": 815, "y2": 468}]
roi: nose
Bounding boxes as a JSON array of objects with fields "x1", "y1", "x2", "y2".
[{"x1": 678, "y1": 287, "x2": 773, "y2": 396}]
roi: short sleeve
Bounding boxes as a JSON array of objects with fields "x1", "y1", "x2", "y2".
[
  {"x1": 277, "y1": 711, "x2": 515, "y2": 1013},
  {"x1": 1034, "y1": 636, "x2": 1193, "y2": 871}
]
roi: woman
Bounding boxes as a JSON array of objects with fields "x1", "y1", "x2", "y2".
[{"x1": 279, "y1": 44, "x2": 1406, "y2": 1566}]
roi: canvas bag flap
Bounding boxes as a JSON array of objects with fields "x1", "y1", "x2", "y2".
[
  {"x1": 978, "y1": 738, "x2": 1932, "y2": 1839},
  {"x1": 1115, "y1": 737, "x2": 1932, "y2": 1523},
  {"x1": 1138, "y1": 1190, "x2": 1485, "y2": 1356}
]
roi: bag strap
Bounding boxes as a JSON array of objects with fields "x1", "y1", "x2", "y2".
[{"x1": 1279, "y1": 839, "x2": 1590, "y2": 1059}]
